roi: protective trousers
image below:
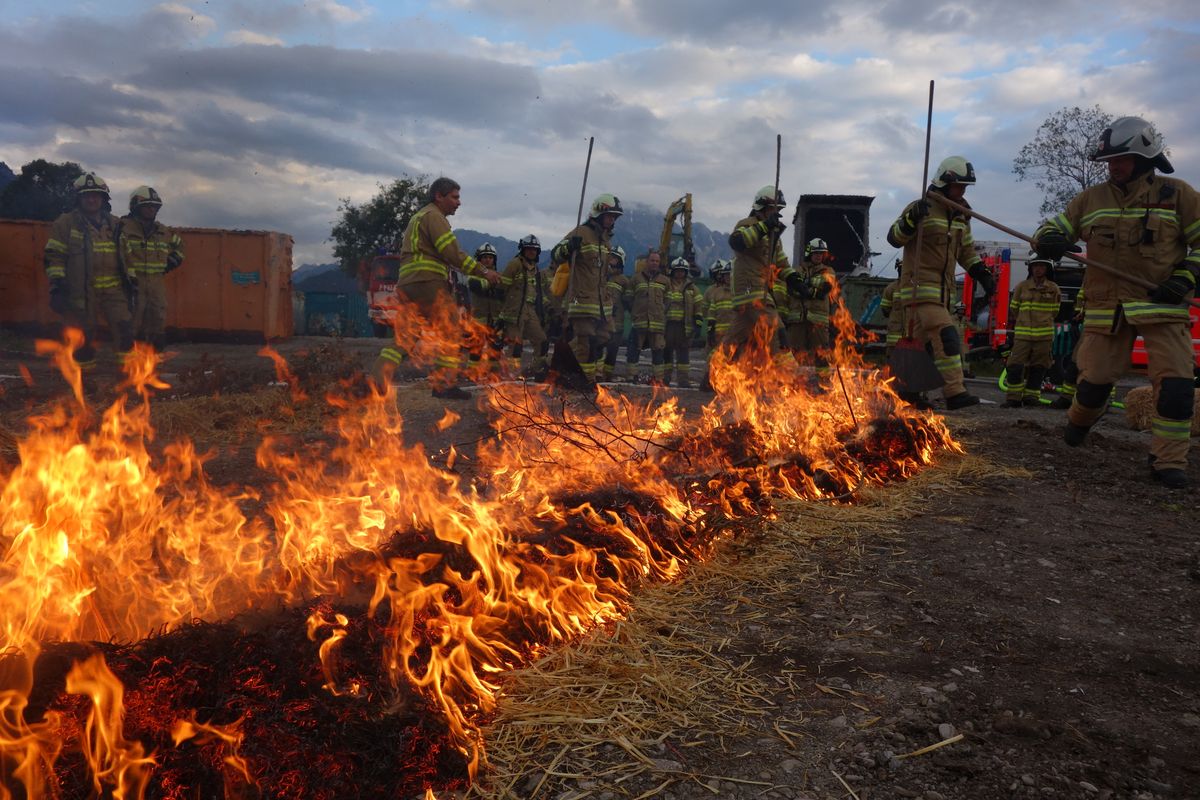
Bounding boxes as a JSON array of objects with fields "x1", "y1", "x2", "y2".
[
  {"x1": 72, "y1": 286, "x2": 133, "y2": 366},
  {"x1": 602, "y1": 318, "x2": 624, "y2": 380},
  {"x1": 664, "y1": 320, "x2": 691, "y2": 386},
  {"x1": 132, "y1": 274, "x2": 168, "y2": 350},
  {"x1": 505, "y1": 314, "x2": 548, "y2": 375},
  {"x1": 372, "y1": 280, "x2": 461, "y2": 389},
  {"x1": 1070, "y1": 316, "x2": 1194, "y2": 470},
  {"x1": 910, "y1": 303, "x2": 965, "y2": 399},
  {"x1": 626, "y1": 327, "x2": 666, "y2": 381},
  {"x1": 723, "y1": 301, "x2": 781, "y2": 364},
  {"x1": 569, "y1": 315, "x2": 609, "y2": 380},
  {"x1": 1006, "y1": 338, "x2": 1052, "y2": 403}
]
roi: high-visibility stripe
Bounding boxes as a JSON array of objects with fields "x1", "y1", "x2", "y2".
[
  {"x1": 378, "y1": 346, "x2": 405, "y2": 365},
  {"x1": 1122, "y1": 301, "x2": 1190, "y2": 321},
  {"x1": 1151, "y1": 417, "x2": 1192, "y2": 441},
  {"x1": 1079, "y1": 207, "x2": 1178, "y2": 227}
]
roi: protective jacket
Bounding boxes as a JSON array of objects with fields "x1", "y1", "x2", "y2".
[
  {"x1": 881, "y1": 280, "x2": 903, "y2": 346},
  {"x1": 44, "y1": 209, "x2": 124, "y2": 308},
  {"x1": 771, "y1": 281, "x2": 804, "y2": 325},
  {"x1": 1008, "y1": 278, "x2": 1061, "y2": 341},
  {"x1": 605, "y1": 271, "x2": 630, "y2": 329},
  {"x1": 499, "y1": 256, "x2": 546, "y2": 326},
  {"x1": 728, "y1": 214, "x2": 794, "y2": 308},
  {"x1": 795, "y1": 259, "x2": 836, "y2": 324},
  {"x1": 1035, "y1": 173, "x2": 1200, "y2": 331},
  {"x1": 889, "y1": 199, "x2": 984, "y2": 307},
  {"x1": 396, "y1": 203, "x2": 483, "y2": 287},
  {"x1": 628, "y1": 272, "x2": 668, "y2": 332},
  {"x1": 119, "y1": 217, "x2": 184, "y2": 279},
  {"x1": 665, "y1": 277, "x2": 700, "y2": 327},
  {"x1": 551, "y1": 220, "x2": 611, "y2": 320},
  {"x1": 702, "y1": 283, "x2": 734, "y2": 337}
]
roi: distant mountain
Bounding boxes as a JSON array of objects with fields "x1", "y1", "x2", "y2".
[
  {"x1": 293, "y1": 262, "x2": 360, "y2": 293},
  {"x1": 0, "y1": 162, "x2": 14, "y2": 192}
]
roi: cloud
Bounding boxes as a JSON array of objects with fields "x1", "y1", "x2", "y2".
[
  {"x1": 0, "y1": 70, "x2": 164, "y2": 129},
  {"x1": 225, "y1": 30, "x2": 285, "y2": 46}
]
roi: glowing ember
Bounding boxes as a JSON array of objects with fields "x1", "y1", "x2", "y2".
[{"x1": 0, "y1": 288, "x2": 957, "y2": 797}]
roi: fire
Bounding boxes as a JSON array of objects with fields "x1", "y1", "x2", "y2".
[{"x1": 0, "y1": 288, "x2": 956, "y2": 797}]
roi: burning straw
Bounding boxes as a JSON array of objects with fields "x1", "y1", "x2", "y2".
[{"x1": 1, "y1": 304, "x2": 957, "y2": 798}]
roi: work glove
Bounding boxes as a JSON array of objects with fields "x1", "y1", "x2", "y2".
[
  {"x1": 1034, "y1": 231, "x2": 1081, "y2": 262},
  {"x1": 967, "y1": 263, "x2": 995, "y2": 299},
  {"x1": 785, "y1": 272, "x2": 811, "y2": 299},
  {"x1": 1003, "y1": 330, "x2": 1014, "y2": 353},
  {"x1": 911, "y1": 199, "x2": 930, "y2": 221},
  {"x1": 567, "y1": 235, "x2": 583, "y2": 256},
  {"x1": 766, "y1": 213, "x2": 787, "y2": 235},
  {"x1": 1148, "y1": 268, "x2": 1195, "y2": 305},
  {"x1": 49, "y1": 278, "x2": 70, "y2": 315},
  {"x1": 166, "y1": 254, "x2": 183, "y2": 272}
]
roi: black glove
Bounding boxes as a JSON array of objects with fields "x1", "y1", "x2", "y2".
[
  {"x1": 49, "y1": 278, "x2": 70, "y2": 315},
  {"x1": 568, "y1": 235, "x2": 583, "y2": 255},
  {"x1": 707, "y1": 329, "x2": 716, "y2": 348},
  {"x1": 1148, "y1": 270, "x2": 1195, "y2": 305},
  {"x1": 1003, "y1": 331, "x2": 1014, "y2": 353},
  {"x1": 968, "y1": 263, "x2": 995, "y2": 299},
  {"x1": 911, "y1": 199, "x2": 930, "y2": 221},
  {"x1": 1035, "y1": 231, "x2": 1081, "y2": 261},
  {"x1": 786, "y1": 272, "x2": 810, "y2": 298},
  {"x1": 166, "y1": 254, "x2": 183, "y2": 272},
  {"x1": 766, "y1": 213, "x2": 787, "y2": 235}
]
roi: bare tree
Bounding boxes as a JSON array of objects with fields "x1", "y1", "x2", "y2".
[{"x1": 1013, "y1": 105, "x2": 1112, "y2": 217}]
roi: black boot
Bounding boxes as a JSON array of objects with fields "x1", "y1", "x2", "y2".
[
  {"x1": 432, "y1": 385, "x2": 472, "y2": 400},
  {"x1": 1063, "y1": 422, "x2": 1090, "y2": 447},
  {"x1": 945, "y1": 392, "x2": 980, "y2": 410}
]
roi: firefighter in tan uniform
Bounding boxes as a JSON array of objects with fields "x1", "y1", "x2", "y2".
[
  {"x1": 625, "y1": 250, "x2": 669, "y2": 383},
  {"x1": 700, "y1": 260, "x2": 733, "y2": 390},
  {"x1": 601, "y1": 245, "x2": 631, "y2": 381},
  {"x1": 551, "y1": 193, "x2": 621, "y2": 381},
  {"x1": 119, "y1": 186, "x2": 184, "y2": 351},
  {"x1": 725, "y1": 186, "x2": 804, "y2": 360},
  {"x1": 465, "y1": 242, "x2": 505, "y2": 375},
  {"x1": 886, "y1": 156, "x2": 995, "y2": 409},
  {"x1": 44, "y1": 173, "x2": 133, "y2": 368},
  {"x1": 372, "y1": 177, "x2": 502, "y2": 399},
  {"x1": 664, "y1": 257, "x2": 702, "y2": 388},
  {"x1": 499, "y1": 235, "x2": 549, "y2": 377},
  {"x1": 1034, "y1": 116, "x2": 1200, "y2": 489},
  {"x1": 787, "y1": 237, "x2": 837, "y2": 371},
  {"x1": 1003, "y1": 255, "x2": 1061, "y2": 407},
  {"x1": 880, "y1": 273, "x2": 905, "y2": 358}
]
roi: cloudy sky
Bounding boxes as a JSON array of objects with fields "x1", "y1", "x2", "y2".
[{"x1": 3, "y1": 0, "x2": 1198, "y2": 268}]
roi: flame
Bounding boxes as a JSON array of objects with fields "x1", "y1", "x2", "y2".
[{"x1": 0, "y1": 291, "x2": 956, "y2": 796}]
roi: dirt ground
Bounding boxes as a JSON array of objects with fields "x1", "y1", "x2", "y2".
[{"x1": 1, "y1": 334, "x2": 1196, "y2": 800}]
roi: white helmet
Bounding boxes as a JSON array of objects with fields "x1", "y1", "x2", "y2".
[
  {"x1": 588, "y1": 193, "x2": 623, "y2": 220},
  {"x1": 931, "y1": 156, "x2": 976, "y2": 188},
  {"x1": 753, "y1": 184, "x2": 786, "y2": 211},
  {"x1": 670, "y1": 256, "x2": 690, "y2": 274},
  {"x1": 1091, "y1": 116, "x2": 1173, "y2": 174},
  {"x1": 610, "y1": 244, "x2": 626, "y2": 265},
  {"x1": 474, "y1": 242, "x2": 498, "y2": 260},
  {"x1": 518, "y1": 234, "x2": 541, "y2": 254},
  {"x1": 806, "y1": 237, "x2": 829, "y2": 255}
]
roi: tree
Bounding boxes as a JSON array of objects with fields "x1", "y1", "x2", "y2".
[
  {"x1": 0, "y1": 159, "x2": 86, "y2": 221},
  {"x1": 330, "y1": 175, "x2": 430, "y2": 276},
  {"x1": 1012, "y1": 105, "x2": 1113, "y2": 217}
]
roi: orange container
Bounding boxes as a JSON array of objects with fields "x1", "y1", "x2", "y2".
[{"x1": 0, "y1": 220, "x2": 293, "y2": 341}]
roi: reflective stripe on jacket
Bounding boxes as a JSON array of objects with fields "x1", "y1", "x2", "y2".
[{"x1": 1008, "y1": 278, "x2": 1061, "y2": 341}]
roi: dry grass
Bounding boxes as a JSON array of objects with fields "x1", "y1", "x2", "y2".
[
  {"x1": 1123, "y1": 385, "x2": 1200, "y2": 435},
  {"x1": 473, "y1": 454, "x2": 1020, "y2": 799}
]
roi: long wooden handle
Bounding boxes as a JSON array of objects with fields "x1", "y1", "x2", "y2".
[
  {"x1": 575, "y1": 136, "x2": 594, "y2": 228},
  {"x1": 904, "y1": 80, "x2": 936, "y2": 334},
  {"x1": 926, "y1": 192, "x2": 1200, "y2": 310}
]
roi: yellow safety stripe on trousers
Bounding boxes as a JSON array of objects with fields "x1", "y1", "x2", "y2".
[
  {"x1": 1121, "y1": 301, "x2": 1191, "y2": 322},
  {"x1": 805, "y1": 312, "x2": 831, "y2": 324},
  {"x1": 378, "y1": 346, "x2": 405, "y2": 365},
  {"x1": 894, "y1": 285, "x2": 944, "y2": 302},
  {"x1": 434, "y1": 356, "x2": 460, "y2": 370},
  {"x1": 1151, "y1": 417, "x2": 1192, "y2": 441},
  {"x1": 646, "y1": 321, "x2": 665, "y2": 332},
  {"x1": 934, "y1": 356, "x2": 960, "y2": 375},
  {"x1": 46, "y1": 266, "x2": 66, "y2": 279},
  {"x1": 568, "y1": 301, "x2": 602, "y2": 316},
  {"x1": 714, "y1": 323, "x2": 731, "y2": 334},
  {"x1": 1079, "y1": 207, "x2": 1179, "y2": 228},
  {"x1": 666, "y1": 310, "x2": 687, "y2": 321},
  {"x1": 732, "y1": 289, "x2": 769, "y2": 307},
  {"x1": 886, "y1": 332, "x2": 902, "y2": 344},
  {"x1": 92, "y1": 275, "x2": 124, "y2": 289},
  {"x1": 1013, "y1": 326, "x2": 1054, "y2": 339},
  {"x1": 45, "y1": 238, "x2": 68, "y2": 253}
]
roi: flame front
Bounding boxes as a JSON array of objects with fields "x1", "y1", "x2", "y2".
[{"x1": 0, "y1": 293, "x2": 956, "y2": 796}]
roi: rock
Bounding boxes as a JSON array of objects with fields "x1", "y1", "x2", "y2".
[
  {"x1": 1181, "y1": 712, "x2": 1200, "y2": 728},
  {"x1": 780, "y1": 758, "x2": 803, "y2": 774},
  {"x1": 938, "y1": 723, "x2": 956, "y2": 739},
  {"x1": 828, "y1": 715, "x2": 848, "y2": 729},
  {"x1": 1022, "y1": 774, "x2": 1036, "y2": 786},
  {"x1": 924, "y1": 791, "x2": 946, "y2": 800},
  {"x1": 1079, "y1": 780, "x2": 1099, "y2": 793},
  {"x1": 650, "y1": 758, "x2": 683, "y2": 773},
  {"x1": 941, "y1": 682, "x2": 959, "y2": 693}
]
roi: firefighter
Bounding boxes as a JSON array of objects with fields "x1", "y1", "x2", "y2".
[
  {"x1": 119, "y1": 186, "x2": 184, "y2": 351},
  {"x1": 699, "y1": 259, "x2": 733, "y2": 391},
  {"x1": 664, "y1": 257, "x2": 702, "y2": 388},
  {"x1": 465, "y1": 241, "x2": 505, "y2": 375},
  {"x1": 725, "y1": 185, "x2": 804, "y2": 360},
  {"x1": 625, "y1": 249, "x2": 669, "y2": 383},
  {"x1": 880, "y1": 258, "x2": 904, "y2": 358},
  {"x1": 371, "y1": 177, "x2": 502, "y2": 399},
  {"x1": 1034, "y1": 116, "x2": 1200, "y2": 489},
  {"x1": 497, "y1": 235, "x2": 548, "y2": 377},
  {"x1": 787, "y1": 237, "x2": 837, "y2": 373},
  {"x1": 1003, "y1": 254, "x2": 1061, "y2": 407},
  {"x1": 44, "y1": 172, "x2": 132, "y2": 368},
  {"x1": 551, "y1": 193, "x2": 621, "y2": 382},
  {"x1": 601, "y1": 245, "x2": 631, "y2": 381},
  {"x1": 886, "y1": 156, "x2": 994, "y2": 409},
  {"x1": 1050, "y1": 286, "x2": 1086, "y2": 409}
]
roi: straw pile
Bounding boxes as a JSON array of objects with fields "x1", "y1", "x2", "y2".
[
  {"x1": 1123, "y1": 385, "x2": 1200, "y2": 435},
  {"x1": 475, "y1": 454, "x2": 1019, "y2": 799}
]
